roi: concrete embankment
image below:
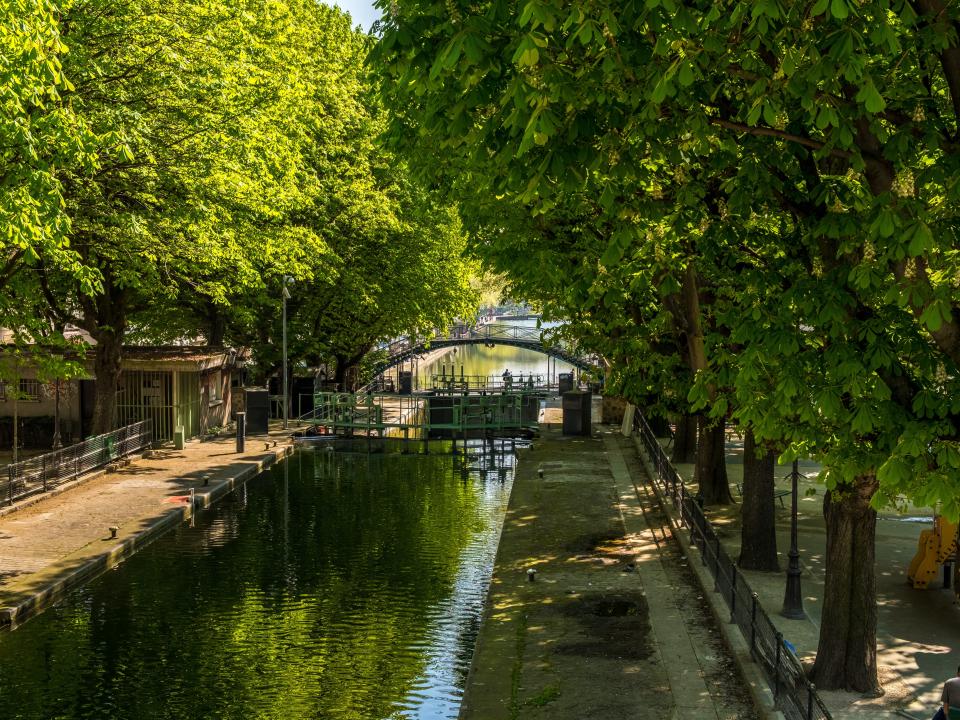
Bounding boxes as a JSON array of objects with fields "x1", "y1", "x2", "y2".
[
  {"x1": 459, "y1": 426, "x2": 760, "y2": 720},
  {"x1": 0, "y1": 430, "x2": 294, "y2": 628}
]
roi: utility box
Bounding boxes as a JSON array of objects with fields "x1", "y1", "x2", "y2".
[
  {"x1": 398, "y1": 371, "x2": 413, "y2": 395},
  {"x1": 244, "y1": 388, "x2": 270, "y2": 435},
  {"x1": 521, "y1": 394, "x2": 540, "y2": 425},
  {"x1": 173, "y1": 426, "x2": 185, "y2": 450},
  {"x1": 292, "y1": 377, "x2": 315, "y2": 417},
  {"x1": 558, "y1": 372, "x2": 574, "y2": 395},
  {"x1": 562, "y1": 390, "x2": 592, "y2": 436}
]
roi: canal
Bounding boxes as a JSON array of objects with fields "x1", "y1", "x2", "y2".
[{"x1": 0, "y1": 445, "x2": 516, "y2": 719}]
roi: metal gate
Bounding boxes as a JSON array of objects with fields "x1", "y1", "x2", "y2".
[{"x1": 116, "y1": 371, "x2": 174, "y2": 440}]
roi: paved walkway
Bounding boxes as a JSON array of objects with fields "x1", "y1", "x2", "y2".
[
  {"x1": 459, "y1": 427, "x2": 758, "y2": 719},
  {"x1": 663, "y1": 434, "x2": 956, "y2": 720},
  {"x1": 0, "y1": 429, "x2": 293, "y2": 626}
]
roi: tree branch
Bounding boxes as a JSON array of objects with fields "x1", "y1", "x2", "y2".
[{"x1": 710, "y1": 118, "x2": 854, "y2": 159}]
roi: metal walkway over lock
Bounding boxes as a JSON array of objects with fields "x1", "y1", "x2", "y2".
[
  {"x1": 296, "y1": 389, "x2": 542, "y2": 439},
  {"x1": 369, "y1": 323, "x2": 599, "y2": 378}
]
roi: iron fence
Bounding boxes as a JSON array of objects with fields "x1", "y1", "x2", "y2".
[
  {"x1": 632, "y1": 408, "x2": 832, "y2": 720},
  {"x1": 2, "y1": 420, "x2": 153, "y2": 506}
]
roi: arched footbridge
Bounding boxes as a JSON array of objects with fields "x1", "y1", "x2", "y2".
[{"x1": 370, "y1": 323, "x2": 600, "y2": 376}]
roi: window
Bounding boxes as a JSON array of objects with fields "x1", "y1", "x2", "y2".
[
  {"x1": 208, "y1": 370, "x2": 223, "y2": 404},
  {"x1": 18, "y1": 379, "x2": 42, "y2": 402}
]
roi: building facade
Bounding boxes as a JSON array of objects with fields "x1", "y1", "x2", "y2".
[{"x1": 0, "y1": 346, "x2": 243, "y2": 448}]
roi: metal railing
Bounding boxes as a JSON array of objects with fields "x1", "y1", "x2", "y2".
[
  {"x1": 2, "y1": 420, "x2": 154, "y2": 506},
  {"x1": 428, "y1": 373, "x2": 551, "y2": 392},
  {"x1": 632, "y1": 408, "x2": 832, "y2": 720}
]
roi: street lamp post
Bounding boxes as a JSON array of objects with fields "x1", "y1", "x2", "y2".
[
  {"x1": 52, "y1": 379, "x2": 62, "y2": 450},
  {"x1": 781, "y1": 458, "x2": 805, "y2": 619},
  {"x1": 282, "y1": 276, "x2": 293, "y2": 430}
]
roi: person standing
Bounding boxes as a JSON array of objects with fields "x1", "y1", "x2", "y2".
[{"x1": 941, "y1": 666, "x2": 960, "y2": 719}]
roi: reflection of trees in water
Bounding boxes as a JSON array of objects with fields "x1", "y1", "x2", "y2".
[
  {"x1": 0, "y1": 449, "x2": 510, "y2": 720},
  {"x1": 418, "y1": 342, "x2": 576, "y2": 385}
]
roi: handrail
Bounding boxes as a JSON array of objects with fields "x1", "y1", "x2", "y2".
[
  {"x1": 632, "y1": 408, "x2": 832, "y2": 720},
  {"x1": 2, "y1": 420, "x2": 154, "y2": 506}
]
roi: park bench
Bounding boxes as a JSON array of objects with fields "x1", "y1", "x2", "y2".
[{"x1": 734, "y1": 482, "x2": 793, "y2": 508}]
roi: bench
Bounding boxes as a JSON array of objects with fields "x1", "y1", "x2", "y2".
[{"x1": 734, "y1": 483, "x2": 793, "y2": 508}]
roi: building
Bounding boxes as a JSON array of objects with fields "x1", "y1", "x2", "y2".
[
  {"x1": 0, "y1": 346, "x2": 244, "y2": 448},
  {"x1": 109, "y1": 346, "x2": 242, "y2": 441}
]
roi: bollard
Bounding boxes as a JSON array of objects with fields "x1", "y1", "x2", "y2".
[{"x1": 236, "y1": 412, "x2": 245, "y2": 453}]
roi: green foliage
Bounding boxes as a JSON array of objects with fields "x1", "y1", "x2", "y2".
[
  {"x1": 0, "y1": 0, "x2": 100, "y2": 346},
  {"x1": 374, "y1": 0, "x2": 960, "y2": 519},
  {"x1": 0, "y1": 0, "x2": 475, "y2": 423},
  {"x1": 188, "y1": 5, "x2": 479, "y2": 383}
]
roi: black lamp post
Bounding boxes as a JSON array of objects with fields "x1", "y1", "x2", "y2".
[
  {"x1": 781, "y1": 458, "x2": 805, "y2": 619},
  {"x1": 52, "y1": 379, "x2": 62, "y2": 450},
  {"x1": 281, "y1": 275, "x2": 293, "y2": 430}
]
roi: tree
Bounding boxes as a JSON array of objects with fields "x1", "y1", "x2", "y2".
[
  {"x1": 0, "y1": 0, "x2": 101, "y2": 375},
  {"x1": 373, "y1": 0, "x2": 960, "y2": 692},
  {"x1": 34, "y1": 0, "x2": 330, "y2": 433},
  {"x1": 172, "y1": 5, "x2": 478, "y2": 390},
  {"x1": 0, "y1": 0, "x2": 98, "y2": 292}
]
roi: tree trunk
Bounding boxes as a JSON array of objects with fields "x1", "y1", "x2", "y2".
[
  {"x1": 695, "y1": 415, "x2": 732, "y2": 505},
  {"x1": 738, "y1": 429, "x2": 778, "y2": 571},
  {"x1": 75, "y1": 271, "x2": 128, "y2": 437},
  {"x1": 811, "y1": 476, "x2": 880, "y2": 694},
  {"x1": 671, "y1": 413, "x2": 698, "y2": 464},
  {"x1": 207, "y1": 308, "x2": 226, "y2": 346},
  {"x1": 333, "y1": 355, "x2": 349, "y2": 390},
  {"x1": 645, "y1": 409, "x2": 670, "y2": 437},
  {"x1": 91, "y1": 329, "x2": 122, "y2": 435}
]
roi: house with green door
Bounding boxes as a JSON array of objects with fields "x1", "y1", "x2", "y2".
[{"x1": 108, "y1": 346, "x2": 244, "y2": 441}]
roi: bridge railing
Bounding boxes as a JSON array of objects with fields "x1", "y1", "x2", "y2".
[
  {"x1": 364, "y1": 322, "x2": 600, "y2": 385},
  {"x1": 380, "y1": 323, "x2": 553, "y2": 355},
  {"x1": 429, "y1": 373, "x2": 549, "y2": 392},
  {"x1": 466, "y1": 324, "x2": 542, "y2": 342}
]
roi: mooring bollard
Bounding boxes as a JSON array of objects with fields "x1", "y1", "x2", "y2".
[{"x1": 236, "y1": 412, "x2": 245, "y2": 453}]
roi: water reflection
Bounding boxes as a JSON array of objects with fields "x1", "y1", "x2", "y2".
[{"x1": 0, "y1": 444, "x2": 515, "y2": 720}]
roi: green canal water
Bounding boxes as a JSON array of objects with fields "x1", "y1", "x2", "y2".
[{"x1": 0, "y1": 445, "x2": 516, "y2": 720}]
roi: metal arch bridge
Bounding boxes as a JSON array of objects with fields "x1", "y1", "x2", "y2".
[{"x1": 370, "y1": 323, "x2": 599, "y2": 377}]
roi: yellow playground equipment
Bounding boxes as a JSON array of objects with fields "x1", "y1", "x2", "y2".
[{"x1": 908, "y1": 515, "x2": 959, "y2": 589}]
